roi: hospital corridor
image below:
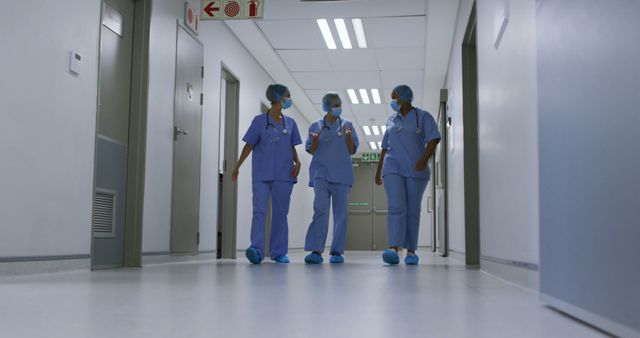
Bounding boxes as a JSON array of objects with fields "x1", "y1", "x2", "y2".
[{"x1": 1, "y1": 0, "x2": 638, "y2": 337}]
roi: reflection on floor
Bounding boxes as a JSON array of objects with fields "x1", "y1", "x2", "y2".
[{"x1": 0, "y1": 251, "x2": 609, "y2": 338}]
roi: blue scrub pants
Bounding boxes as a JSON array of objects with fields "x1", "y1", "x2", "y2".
[
  {"x1": 304, "y1": 178, "x2": 350, "y2": 255},
  {"x1": 383, "y1": 174, "x2": 428, "y2": 251},
  {"x1": 250, "y1": 180, "x2": 294, "y2": 259}
]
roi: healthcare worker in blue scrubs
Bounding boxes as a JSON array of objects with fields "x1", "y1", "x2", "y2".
[
  {"x1": 303, "y1": 93, "x2": 359, "y2": 264},
  {"x1": 232, "y1": 84, "x2": 302, "y2": 264},
  {"x1": 375, "y1": 85, "x2": 440, "y2": 265}
]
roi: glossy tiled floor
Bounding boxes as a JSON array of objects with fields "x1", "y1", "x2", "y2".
[{"x1": 0, "y1": 251, "x2": 608, "y2": 338}]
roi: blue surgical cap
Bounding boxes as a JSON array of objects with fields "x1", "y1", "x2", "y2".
[
  {"x1": 266, "y1": 84, "x2": 290, "y2": 103},
  {"x1": 322, "y1": 92, "x2": 342, "y2": 112},
  {"x1": 393, "y1": 85, "x2": 413, "y2": 102}
]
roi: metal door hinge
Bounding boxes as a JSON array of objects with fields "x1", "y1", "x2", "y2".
[
  {"x1": 197, "y1": 232, "x2": 200, "y2": 245},
  {"x1": 201, "y1": 66, "x2": 204, "y2": 79},
  {"x1": 200, "y1": 93, "x2": 204, "y2": 106}
]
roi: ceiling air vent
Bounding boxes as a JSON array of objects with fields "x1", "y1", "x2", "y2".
[{"x1": 92, "y1": 189, "x2": 116, "y2": 238}]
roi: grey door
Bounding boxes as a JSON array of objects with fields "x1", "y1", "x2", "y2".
[
  {"x1": 435, "y1": 107, "x2": 449, "y2": 257},
  {"x1": 373, "y1": 175, "x2": 388, "y2": 250},
  {"x1": 346, "y1": 163, "x2": 374, "y2": 250},
  {"x1": 92, "y1": 0, "x2": 135, "y2": 269},
  {"x1": 347, "y1": 161, "x2": 389, "y2": 251},
  {"x1": 170, "y1": 25, "x2": 204, "y2": 254},
  {"x1": 217, "y1": 69, "x2": 239, "y2": 259}
]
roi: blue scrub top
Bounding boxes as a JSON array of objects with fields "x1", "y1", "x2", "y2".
[
  {"x1": 381, "y1": 107, "x2": 441, "y2": 180},
  {"x1": 242, "y1": 113, "x2": 302, "y2": 183},
  {"x1": 305, "y1": 118, "x2": 359, "y2": 187}
]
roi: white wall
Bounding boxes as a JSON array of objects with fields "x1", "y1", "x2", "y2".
[
  {"x1": 0, "y1": 0, "x2": 314, "y2": 259},
  {"x1": 142, "y1": 2, "x2": 314, "y2": 253},
  {"x1": 538, "y1": 0, "x2": 640, "y2": 335},
  {"x1": 199, "y1": 21, "x2": 314, "y2": 251},
  {"x1": 445, "y1": 0, "x2": 539, "y2": 268},
  {"x1": 141, "y1": 0, "x2": 186, "y2": 253},
  {"x1": 0, "y1": 0, "x2": 101, "y2": 257}
]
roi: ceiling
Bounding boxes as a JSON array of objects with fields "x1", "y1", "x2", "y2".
[{"x1": 225, "y1": 0, "x2": 460, "y2": 153}]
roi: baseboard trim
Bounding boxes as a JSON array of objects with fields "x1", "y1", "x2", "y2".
[
  {"x1": 480, "y1": 254, "x2": 539, "y2": 271},
  {"x1": 541, "y1": 293, "x2": 638, "y2": 338},
  {"x1": 0, "y1": 257, "x2": 90, "y2": 277},
  {"x1": 447, "y1": 248, "x2": 539, "y2": 290},
  {"x1": 0, "y1": 251, "x2": 219, "y2": 277},
  {"x1": 141, "y1": 250, "x2": 216, "y2": 265},
  {"x1": 0, "y1": 254, "x2": 90, "y2": 263}
]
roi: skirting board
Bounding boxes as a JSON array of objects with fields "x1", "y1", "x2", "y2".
[
  {"x1": 0, "y1": 251, "x2": 217, "y2": 277},
  {"x1": 141, "y1": 251, "x2": 215, "y2": 265},
  {"x1": 541, "y1": 293, "x2": 639, "y2": 338},
  {"x1": 0, "y1": 256, "x2": 90, "y2": 278},
  {"x1": 449, "y1": 248, "x2": 539, "y2": 291}
]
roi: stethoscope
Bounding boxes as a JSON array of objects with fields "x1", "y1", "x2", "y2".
[
  {"x1": 321, "y1": 116, "x2": 343, "y2": 137},
  {"x1": 265, "y1": 110, "x2": 288, "y2": 135},
  {"x1": 394, "y1": 108, "x2": 424, "y2": 136}
]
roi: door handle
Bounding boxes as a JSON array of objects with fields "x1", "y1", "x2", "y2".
[
  {"x1": 174, "y1": 126, "x2": 189, "y2": 140},
  {"x1": 349, "y1": 208, "x2": 374, "y2": 215}
]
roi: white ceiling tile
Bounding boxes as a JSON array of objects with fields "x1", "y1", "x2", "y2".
[
  {"x1": 335, "y1": 72, "x2": 382, "y2": 89},
  {"x1": 326, "y1": 49, "x2": 378, "y2": 71},
  {"x1": 262, "y1": 0, "x2": 425, "y2": 20},
  {"x1": 292, "y1": 72, "x2": 339, "y2": 89},
  {"x1": 376, "y1": 47, "x2": 425, "y2": 70},
  {"x1": 305, "y1": 89, "x2": 341, "y2": 104},
  {"x1": 278, "y1": 50, "x2": 331, "y2": 72},
  {"x1": 257, "y1": 20, "x2": 326, "y2": 49},
  {"x1": 380, "y1": 71, "x2": 423, "y2": 93},
  {"x1": 351, "y1": 104, "x2": 388, "y2": 117},
  {"x1": 364, "y1": 17, "x2": 426, "y2": 48}
]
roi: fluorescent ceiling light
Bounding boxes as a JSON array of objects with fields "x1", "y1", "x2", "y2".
[
  {"x1": 334, "y1": 19, "x2": 352, "y2": 49},
  {"x1": 371, "y1": 89, "x2": 381, "y2": 104},
  {"x1": 363, "y1": 126, "x2": 371, "y2": 136},
  {"x1": 359, "y1": 89, "x2": 370, "y2": 104},
  {"x1": 372, "y1": 125, "x2": 380, "y2": 135},
  {"x1": 369, "y1": 141, "x2": 377, "y2": 150},
  {"x1": 378, "y1": 142, "x2": 382, "y2": 149},
  {"x1": 381, "y1": 125, "x2": 387, "y2": 133},
  {"x1": 352, "y1": 19, "x2": 367, "y2": 48},
  {"x1": 347, "y1": 89, "x2": 359, "y2": 104},
  {"x1": 317, "y1": 19, "x2": 337, "y2": 50}
]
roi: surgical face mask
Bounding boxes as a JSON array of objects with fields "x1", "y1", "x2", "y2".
[
  {"x1": 390, "y1": 100, "x2": 401, "y2": 112},
  {"x1": 331, "y1": 107, "x2": 343, "y2": 117},
  {"x1": 282, "y1": 98, "x2": 293, "y2": 109}
]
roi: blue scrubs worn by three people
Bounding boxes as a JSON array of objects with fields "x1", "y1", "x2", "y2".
[
  {"x1": 232, "y1": 84, "x2": 302, "y2": 264},
  {"x1": 303, "y1": 93, "x2": 359, "y2": 264},
  {"x1": 375, "y1": 85, "x2": 441, "y2": 265}
]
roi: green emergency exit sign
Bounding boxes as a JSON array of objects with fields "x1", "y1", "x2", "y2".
[{"x1": 361, "y1": 153, "x2": 380, "y2": 162}]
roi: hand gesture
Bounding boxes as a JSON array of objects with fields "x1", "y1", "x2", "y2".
[
  {"x1": 291, "y1": 161, "x2": 301, "y2": 178},
  {"x1": 415, "y1": 158, "x2": 428, "y2": 172},
  {"x1": 375, "y1": 173, "x2": 383, "y2": 186},
  {"x1": 232, "y1": 168, "x2": 240, "y2": 182}
]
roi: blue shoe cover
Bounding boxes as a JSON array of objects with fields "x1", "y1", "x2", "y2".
[
  {"x1": 329, "y1": 255, "x2": 344, "y2": 264},
  {"x1": 272, "y1": 255, "x2": 290, "y2": 264},
  {"x1": 245, "y1": 247, "x2": 262, "y2": 264},
  {"x1": 304, "y1": 252, "x2": 323, "y2": 264},
  {"x1": 404, "y1": 254, "x2": 419, "y2": 265},
  {"x1": 382, "y1": 249, "x2": 400, "y2": 265}
]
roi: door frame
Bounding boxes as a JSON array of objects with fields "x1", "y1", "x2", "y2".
[
  {"x1": 217, "y1": 66, "x2": 240, "y2": 259},
  {"x1": 461, "y1": 2, "x2": 480, "y2": 266},
  {"x1": 169, "y1": 22, "x2": 204, "y2": 255},
  {"x1": 90, "y1": 0, "x2": 151, "y2": 270},
  {"x1": 435, "y1": 89, "x2": 450, "y2": 257}
]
